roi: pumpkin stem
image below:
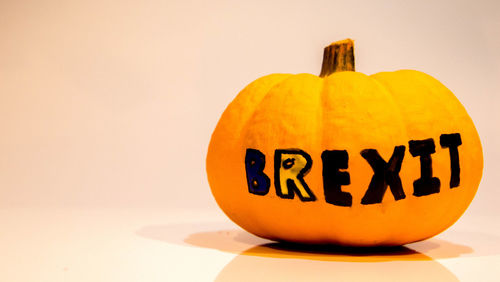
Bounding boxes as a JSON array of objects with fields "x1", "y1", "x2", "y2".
[{"x1": 319, "y1": 39, "x2": 355, "y2": 77}]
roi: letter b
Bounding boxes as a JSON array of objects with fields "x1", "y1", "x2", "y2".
[{"x1": 245, "y1": 149, "x2": 271, "y2": 195}]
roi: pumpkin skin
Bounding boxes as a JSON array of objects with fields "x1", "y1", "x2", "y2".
[{"x1": 206, "y1": 40, "x2": 483, "y2": 246}]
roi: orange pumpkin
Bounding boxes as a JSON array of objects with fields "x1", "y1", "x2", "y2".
[{"x1": 206, "y1": 39, "x2": 483, "y2": 246}]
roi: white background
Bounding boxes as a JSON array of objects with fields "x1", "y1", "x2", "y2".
[{"x1": 0, "y1": 0, "x2": 499, "y2": 281}]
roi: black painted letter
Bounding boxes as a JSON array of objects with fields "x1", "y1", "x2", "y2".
[
  {"x1": 440, "y1": 133, "x2": 462, "y2": 188},
  {"x1": 360, "y1": 146, "x2": 406, "y2": 205},
  {"x1": 321, "y1": 150, "x2": 352, "y2": 207},
  {"x1": 274, "y1": 149, "x2": 316, "y2": 201},
  {"x1": 409, "y1": 138, "x2": 441, "y2": 196},
  {"x1": 245, "y1": 149, "x2": 271, "y2": 195}
]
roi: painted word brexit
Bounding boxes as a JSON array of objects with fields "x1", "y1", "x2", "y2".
[{"x1": 245, "y1": 133, "x2": 462, "y2": 206}]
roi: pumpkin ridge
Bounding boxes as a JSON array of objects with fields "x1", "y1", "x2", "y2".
[
  {"x1": 236, "y1": 73, "x2": 327, "y2": 147},
  {"x1": 206, "y1": 73, "x2": 292, "y2": 233},
  {"x1": 409, "y1": 71, "x2": 469, "y2": 239},
  {"x1": 207, "y1": 73, "x2": 292, "y2": 157},
  {"x1": 370, "y1": 71, "x2": 445, "y2": 243},
  {"x1": 225, "y1": 73, "x2": 293, "y2": 136},
  {"x1": 235, "y1": 74, "x2": 301, "y2": 147},
  {"x1": 407, "y1": 70, "x2": 482, "y2": 238},
  {"x1": 238, "y1": 73, "x2": 323, "y2": 238},
  {"x1": 233, "y1": 73, "x2": 321, "y2": 237},
  {"x1": 370, "y1": 70, "x2": 482, "y2": 243},
  {"x1": 370, "y1": 73, "x2": 417, "y2": 243}
]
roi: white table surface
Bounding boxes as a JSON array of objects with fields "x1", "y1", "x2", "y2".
[{"x1": 2, "y1": 207, "x2": 499, "y2": 282}]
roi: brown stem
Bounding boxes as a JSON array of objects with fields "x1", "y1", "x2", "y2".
[{"x1": 319, "y1": 39, "x2": 355, "y2": 77}]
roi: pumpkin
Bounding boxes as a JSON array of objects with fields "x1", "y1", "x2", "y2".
[{"x1": 206, "y1": 39, "x2": 483, "y2": 246}]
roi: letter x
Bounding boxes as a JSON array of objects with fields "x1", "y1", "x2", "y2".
[{"x1": 361, "y1": 146, "x2": 406, "y2": 205}]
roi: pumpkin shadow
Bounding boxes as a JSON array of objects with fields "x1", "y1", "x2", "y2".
[
  {"x1": 136, "y1": 224, "x2": 464, "y2": 281},
  {"x1": 214, "y1": 243, "x2": 460, "y2": 282},
  {"x1": 184, "y1": 229, "x2": 464, "y2": 281},
  {"x1": 136, "y1": 223, "x2": 475, "y2": 261},
  {"x1": 136, "y1": 221, "x2": 500, "y2": 281},
  {"x1": 182, "y1": 228, "x2": 472, "y2": 262}
]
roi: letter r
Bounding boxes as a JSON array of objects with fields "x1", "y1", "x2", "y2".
[{"x1": 274, "y1": 149, "x2": 316, "y2": 201}]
